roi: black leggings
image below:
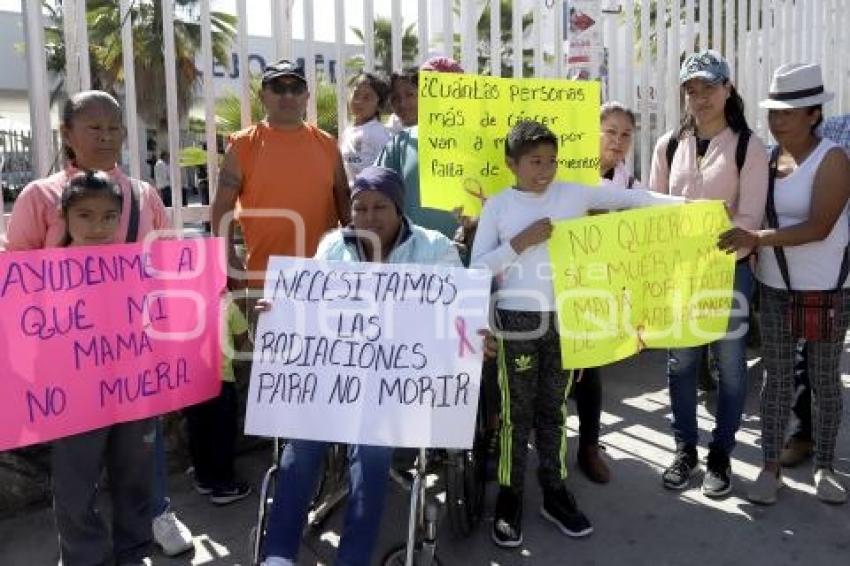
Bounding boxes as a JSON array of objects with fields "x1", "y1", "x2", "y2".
[{"x1": 570, "y1": 367, "x2": 602, "y2": 448}]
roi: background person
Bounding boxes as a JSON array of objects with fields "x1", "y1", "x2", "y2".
[
  {"x1": 339, "y1": 72, "x2": 391, "y2": 183},
  {"x1": 376, "y1": 56, "x2": 464, "y2": 240}
]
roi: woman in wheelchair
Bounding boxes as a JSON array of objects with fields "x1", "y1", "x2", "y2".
[{"x1": 260, "y1": 166, "x2": 463, "y2": 566}]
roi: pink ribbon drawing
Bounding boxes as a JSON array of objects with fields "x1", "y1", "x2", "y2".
[{"x1": 455, "y1": 316, "x2": 476, "y2": 357}]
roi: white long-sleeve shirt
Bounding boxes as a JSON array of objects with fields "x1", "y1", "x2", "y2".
[{"x1": 471, "y1": 181, "x2": 684, "y2": 311}]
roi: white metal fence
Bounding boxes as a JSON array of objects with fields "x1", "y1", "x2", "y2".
[{"x1": 3, "y1": 0, "x2": 848, "y2": 237}]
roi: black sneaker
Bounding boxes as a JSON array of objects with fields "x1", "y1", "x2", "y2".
[
  {"x1": 193, "y1": 481, "x2": 213, "y2": 496},
  {"x1": 662, "y1": 448, "x2": 699, "y2": 490},
  {"x1": 702, "y1": 449, "x2": 732, "y2": 498},
  {"x1": 491, "y1": 488, "x2": 523, "y2": 548},
  {"x1": 210, "y1": 480, "x2": 252, "y2": 505},
  {"x1": 540, "y1": 486, "x2": 593, "y2": 538}
]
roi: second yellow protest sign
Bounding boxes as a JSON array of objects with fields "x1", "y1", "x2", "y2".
[
  {"x1": 418, "y1": 72, "x2": 600, "y2": 216},
  {"x1": 548, "y1": 202, "x2": 736, "y2": 369}
]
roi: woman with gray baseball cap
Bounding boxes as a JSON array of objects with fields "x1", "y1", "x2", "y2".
[{"x1": 649, "y1": 49, "x2": 770, "y2": 499}]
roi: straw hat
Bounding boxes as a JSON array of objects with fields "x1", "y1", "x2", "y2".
[{"x1": 759, "y1": 63, "x2": 834, "y2": 109}]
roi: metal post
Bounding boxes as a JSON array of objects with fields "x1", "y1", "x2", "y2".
[
  {"x1": 162, "y1": 0, "x2": 183, "y2": 230},
  {"x1": 335, "y1": 0, "x2": 348, "y2": 136},
  {"x1": 391, "y1": 0, "x2": 402, "y2": 72},
  {"x1": 443, "y1": 0, "x2": 454, "y2": 58},
  {"x1": 512, "y1": 0, "x2": 522, "y2": 77},
  {"x1": 460, "y1": 0, "x2": 476, "y2": 73},
  {"x1": 490, "y1": 0, "x2": 501, "y2": 77},
  {"x1": 418, "y1": 0, "x2": 429, "y2": 65},
  {"x1": 200, "y1": 0, "x2": 218, "y2": 206},
  {"x1": 22, "y1": 0, "x2": 51, "y2": 179},
  {"x1": 237, "y1": 0, "x2": 251, "y2": 129},
  {"x1": 119, "y1": 0, "x2": 141, "y2": 180},
  {"x1": 364, "y1": 0, "x2": 375, "y2": 72},
  {"x1": 304, "y1": 0, "x2": 317, "y2": 124}
]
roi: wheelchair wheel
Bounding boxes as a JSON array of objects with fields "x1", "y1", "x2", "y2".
[
  {"x1": 445, "y1": 407, "x2": 489, "y2": 537},
  {"x1": 381, "y1": 543, "x2": 442, "y2": 566},
  {"x1": 251, "y1": 461, "x2": 279, "y2": 566},
  {"x1": 445, "y1": 447, "x2": 485, "y2": 537}
]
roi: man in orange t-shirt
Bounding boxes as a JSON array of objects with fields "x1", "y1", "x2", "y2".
[{"x1": 212, "y1": 59, "x2": 351, "y2": 290}]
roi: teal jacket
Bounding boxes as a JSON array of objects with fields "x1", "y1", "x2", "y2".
[
  {"x1": 315, "y1": 217, "x2": 462, "y2": 267},
  {"x1": 376, "y1": 126, "x2": 460, "y2": 239}
]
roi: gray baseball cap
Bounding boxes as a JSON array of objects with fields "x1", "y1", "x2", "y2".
[{"x1": 679, "y1": 50, "x2": 730, "y2": 85}]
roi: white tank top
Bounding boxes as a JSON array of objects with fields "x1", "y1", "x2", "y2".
[{"x1": 757, "y1": 138, "x2": 850, "y2": 290}]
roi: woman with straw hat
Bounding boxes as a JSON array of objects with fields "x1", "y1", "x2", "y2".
[{"x1": 720, "y1": 63, "x2": 850, "y2": 505}]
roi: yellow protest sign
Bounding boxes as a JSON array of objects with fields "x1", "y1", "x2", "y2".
[
  {"x1": 548, "y1": 201, "x2": 736, "y2": 369},
  {"x1": 418, "y1": 72, "x2": 600, "y2": 216}
]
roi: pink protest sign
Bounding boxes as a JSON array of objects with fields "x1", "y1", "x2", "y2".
[{"x1": 0, "y1": 238, "x2": 226, "y2": 451}]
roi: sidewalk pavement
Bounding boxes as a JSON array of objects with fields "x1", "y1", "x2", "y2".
[{"x1": 2, "y1": 349, "x2": 848, "y2": 565}]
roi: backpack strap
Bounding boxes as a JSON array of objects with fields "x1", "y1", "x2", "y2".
[
  {"x1": 665, "y1": 135, "x2": 679, "y2": 175},
  {"x1": 667, "y1": 129, "x2": 750, "y2": 175},
  {"x1": 125, "y1": 179, "x2": 141, "y2": 243},
  {"x1": 735, "y1": 128, "x2": 751, "y2": 174}
]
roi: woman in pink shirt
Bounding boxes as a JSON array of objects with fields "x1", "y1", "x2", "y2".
[
  {"x1": 649, "y1": 50, "x2": 769, "y2": 498},
  {"x1": 599, "y1": 102, "x2": 642, "y2": 189},
  {"x1": 4, "y1": 90, "x2": 193, "y2": 564}
]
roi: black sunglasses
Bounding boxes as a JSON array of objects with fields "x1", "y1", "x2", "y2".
[{"x1": 265, "y1": 80, "x2": 307, "y2": 96}]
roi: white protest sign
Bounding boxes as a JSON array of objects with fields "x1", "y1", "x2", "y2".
[{"x1": 245, "y1": 257, "x2": 492, "y2": 449}]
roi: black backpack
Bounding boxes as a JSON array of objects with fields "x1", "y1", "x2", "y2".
[{"x1": 665, "y1": 128, "x2": 751, "y2": 176}]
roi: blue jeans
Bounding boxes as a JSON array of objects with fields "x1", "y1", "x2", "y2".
[
  {"x1": 667, "y1": 262, "x2": 754, "y2": 455},
  {"x1": 263, "y1": 440, "x2": 393, "y2": 566},
  {"x1": 152, "y1": 418, "x2": 169, "y2": 517}
]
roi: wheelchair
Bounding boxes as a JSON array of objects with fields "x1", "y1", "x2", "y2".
[
  {"x1": 250, "y1": 440, "x2": 350, "y2": 565},
  {"x1": 380, "y1": 389, "x2": 494, "y2": 566},
  {"x1": 250, "y1": 359, "x2": 499, "y2": 566}
]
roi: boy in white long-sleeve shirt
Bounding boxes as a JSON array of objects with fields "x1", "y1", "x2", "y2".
[{"x1": 472, "y1": 120, "x2": 684, "y2": 548}]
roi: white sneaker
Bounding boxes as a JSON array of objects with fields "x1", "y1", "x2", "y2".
[
  {"x1": 747, "y1": 468, "x2": 783, "y2": 505},
  {"x1": 815, "y1": 468, "x2": 847, "y2": 504},
  {"x1": 152, "y1": 509, "x2": 194, "y2": 556}
]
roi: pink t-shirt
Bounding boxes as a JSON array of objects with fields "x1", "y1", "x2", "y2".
[
  {"x1": 2, "y1": 166, "x2": 169, "y2": 251},
  {"x1": 648, "y1": 127, "x2": 769, "y2": 258}
]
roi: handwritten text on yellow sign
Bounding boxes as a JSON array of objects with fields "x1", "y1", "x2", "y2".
[
  {"x1": 549, "y1": 202, "x2": 736, "y2": 369},
  {"x1": 418, "y1": 72, "x2": 600, "y2": 216}
]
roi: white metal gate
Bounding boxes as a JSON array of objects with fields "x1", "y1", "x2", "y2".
[{"x1": 3, "y1": 0, "x2": 848, "y2": 236}]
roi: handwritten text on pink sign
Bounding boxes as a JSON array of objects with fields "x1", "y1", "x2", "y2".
[{"x1": 0, "y1": 238, "x2": 226, "y2": 450}]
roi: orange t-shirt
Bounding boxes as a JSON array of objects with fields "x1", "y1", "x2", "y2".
[{"x1": 229, "y1": 122, "x2": 340, "y2": 286}]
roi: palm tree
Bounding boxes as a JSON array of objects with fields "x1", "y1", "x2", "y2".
[
  {"x1": 349, "y1": 16, "x2": 419, "y2": 74},
  {"x1": 44, "y1": 0, "x2": 236, "y2": 133}
]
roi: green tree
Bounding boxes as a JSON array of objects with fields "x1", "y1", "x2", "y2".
[
  {"x1": 349, "y1": 16, "x2": 419, "y2": 74},
  {"x1": 44, "y1": 0, "x2": 237, "y2": 132}
]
